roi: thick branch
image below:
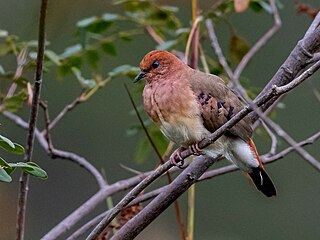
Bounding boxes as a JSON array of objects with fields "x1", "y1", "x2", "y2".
[
  {"x1": 15, "y1": 0, "x2": 48, "y2": 239},
  {"x1": 86, "y1": 47, "x2": 320, "y2": 238},
  {"x1": 111, "y1": 155, "x2": 220, "y2": 240}
]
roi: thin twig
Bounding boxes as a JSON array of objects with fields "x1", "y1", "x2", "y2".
[
  {"x1": 185, "y1": 16, "x2": 202, "y2": 64},
  {"x1": 124, "y1": 84, "x2": 185, "y2": 239},
  {"x1": 250, "y1": 14, "x2": 320, "y2": 122},
  {"x1": 47, "y1": 92, "x2": 84, "y2": 131},
  {"x1": 205, "y1": 19, "x2": 235, "y2": 80},
  {"x1": 86, "y1": 160, "x2": 174, "y2": 239},
  {"x1": 260, "y1": 120, "x2": 278, "y2": 156},
  {"x1": 2, "y1": 111, "x2": 107, "y2": 189},
  {"x1": 233, "y1": 0, "x2": 281, "y2": 82},
  {"x1": 39, "y1": 101, "x2": 54, "y2": 152},
  {"x1": 145, "y1": 26, "x2": 165, "y2": 45},
  {"x1": 15, "y1": 0, "x2": 48, "y2": 239}
]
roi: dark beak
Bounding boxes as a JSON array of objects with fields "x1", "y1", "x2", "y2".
[{"x1": 134, "y1": 71, "x2": 146, "y2": 83}]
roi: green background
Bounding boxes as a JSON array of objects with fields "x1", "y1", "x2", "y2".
[{"x1": 0, "y1": 1, "x2": 320, "y2": 239}]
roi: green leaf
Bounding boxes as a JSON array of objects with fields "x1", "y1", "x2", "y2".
[
  {"x1": 86, "y1": 49, "x2": 100, "y2": 68},
  {"x1": 121, "y1": 0, "x2": 151, "y2": 12},
  {"x1": 8, "y1": 162, "x2": 48, "y2": 179},
  {"x1": 2, "y1": 89, "x2": 28, "y2": 112},
  {"x1": 11, "y1": 143, "x2": 25, "y2": 154},
  {"x1": 0, "y1": 135, "x2": 14, "y2": 149},
  {"x1": 249, "y1": 0, "x2": 273, "y2": 13},
  {"x1": 0, "y1": 141, "x2": 24, "y2": 155},
  {"x1": 0, "y1": 64, "x2": 5, "y2": 74},
  {"x1": 76, "y1": 16, "x2": 99, "y2": 28},
  {"x1": 0, "y1": 30, "x2": 8, "y2": 37},
  {"x1": 58, "y1": 55, "x2": 83, "y2": 76},
  {"x1": 0, "y1": 157, "x2": 10, "y2": 167},
  {"x1": 77, "y1": 16, "x2": 112, "y2": 33},
  {"x1": 156, "y1": 40, "x2": 177, "y2": 51},
  {"x1": 27, "y1": 40, "x2": 50, "y2": 48},
  {"x1": 230, "y1": 34, "x2": 250, "y2": 64},
  {"x1": 60, "y1": 44, "x2": 82, "y2": 59},
  {"x1": 0, "y1": 43, "x2": 12, "y2": 56},
  {"x1": 102, "y1": 13, "x2": 121, "y2": 22},
  {"x1": 22, "y1": 162, "x2": 48, "y2": 179},
  {"x1": 108, "y1": 64, "x2": 140, "y2": 79},
  {"x1": 100, "y1": 41, "x2": 117, "y2": 56},
  {"x1": 45, "y1": 50, "x2": 62, "y2": 66},
  {"x1": 134, "y1": 137, "x2": 152, "y2": 163},
  {"x1": 71, "y1": 67, "x2": 96, "y2": 89},
  {"x1": 0, "y1": 167, "x2": 12, "y2": 183}
]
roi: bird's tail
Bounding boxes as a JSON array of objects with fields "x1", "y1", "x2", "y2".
[
  {"x1": 248, "y1": 139, "x2": 277, "y2": 197},
  {"x1": 248, "y1": 167, "x2": 277, "y2": 197}
]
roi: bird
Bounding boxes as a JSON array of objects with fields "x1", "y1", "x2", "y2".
[{"x1": 134, "y1": 50, "x2": 276, "y2": 197}]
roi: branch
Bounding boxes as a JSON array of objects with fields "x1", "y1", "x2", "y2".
[
  {"x1": 2, "y1": 111, "x2": 107, "y2": 188},
  {"x1": 86, "y1": 44, "x2": 320, "y2": 237},
  {"x1": 15, "y1": 0, "x2": 48, "y2": 239},
  {"x1": 86, "y1": 160, "x2": 174, "y2": 239},
  {"x1": 41, "y1": 171, "x2": 152, "y2": 240},
  {"x1": 233, "y1": 0, "x2": 282, "y2": 82},
  {"x1": 250, "y1": 11, "x2": 320, "y2": 122},
  {"x1": 200, "y1": 131, "x2": 320, "y2": 181},
  {"x1": 110, "y1": 129, "x2": 320, "y2": 239},
  {"x1": 110, "y1": 156, "x2": 220, "y2": 240},
  {"x1": 47, "y1": 92, "x2": 84, "y2": 131},
  {"x1": 68, "y1": 130, "x2": 320, "y2": 239}
]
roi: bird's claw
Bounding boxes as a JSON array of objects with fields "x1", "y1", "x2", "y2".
[
  {"x1": 170, "y1": 147, "x2": 186, "y2": 169},
  {"x1": 189, "y1": 142, "x2": 203, "y2": 156}
]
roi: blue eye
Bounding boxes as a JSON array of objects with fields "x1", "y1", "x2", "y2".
[{"x1": 152, "y1": 61, "x2": 159, "y2": 68}]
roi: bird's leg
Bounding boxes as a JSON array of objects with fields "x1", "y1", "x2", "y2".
[
  {"x1": 189, "y1": 142, "x2": 204, "y2": 156},
  {"x1": 169, "y1": 147, "x2": 186, "y2": 169}
]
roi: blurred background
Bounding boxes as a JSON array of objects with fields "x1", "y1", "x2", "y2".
[{"x1": 0, "y1": 0, "x2": 319, "y2": 239}]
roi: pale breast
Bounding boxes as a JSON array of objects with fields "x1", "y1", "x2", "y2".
[{"x1": 143, "y1": 80, "x2": 210, "y2": 146}]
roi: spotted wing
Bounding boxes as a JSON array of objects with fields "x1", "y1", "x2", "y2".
[{"x1": 190, "y1": 71, "x2": 253, "y2": 142}]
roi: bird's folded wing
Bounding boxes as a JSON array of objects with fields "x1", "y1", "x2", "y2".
[{"x1": 189, "y1": 71, "x2": 253, "y2": 142}]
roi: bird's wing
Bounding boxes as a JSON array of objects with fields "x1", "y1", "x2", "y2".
[{"x1": 189, "y1": 70, "x2": 253, "y2": 142}]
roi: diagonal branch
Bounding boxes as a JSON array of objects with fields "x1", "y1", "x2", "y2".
[
  {"x1": 110, "y1": 155, "x2": 221, "y2": 240},
  {"x1": 86, "y1": 54, "x2": 320, "y2": 238},
  {"x1": 68, "y1": 130, "x2": 320, "y2": 240},
  {"x1": 250, "y1": 12, "x2": 320, "y2": 122},
  {"x1": 233, "y1": 0, "x2": 282, "y2": 82}
]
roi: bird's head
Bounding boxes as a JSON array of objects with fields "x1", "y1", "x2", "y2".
[{"x1": 134, "y1": 50, "x2": 184, "y2": 83}]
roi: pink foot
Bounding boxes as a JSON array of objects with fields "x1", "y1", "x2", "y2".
[
  {"x1": 189, "y1": 142, "x2": 203, "y2": 156},
  {"x1": 170, "y1": 147, "x2": 186, "y2": 169}
]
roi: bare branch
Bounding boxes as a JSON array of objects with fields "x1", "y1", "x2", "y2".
[
  {"x1": 68, "y1": 130, "x2": 320, "y2": 239},
  {"x1": 205, "y1": 19, "x2": 234, "y2": 80},
  {"x1": 41, "y1": 171, "x2": 152, "y2": 240},
  {"x1": 250, "y1": 16, "x2": 320, "y2": 123},
  {"x1": 86, "y1": 160, "x2": 174, "y2": 239},
  {"x1": 2, "y1": 111, "x2": 107, "y2": 189},
  {"x1": 185, "y1": 16, "x2": 202, "y2": 63},
  {"x1": 47, "y1": 93, "x2": 84, "y2": 131},
  {"x1": 86, "y1": 44, "x2": 320, "y2": 237},
  {"x1": 110, "y1": 155, "x2": 221, "y2": 240},
  {"x1": 145, "y1": 26, "x2": 164, "y2": 45},
  {"x1": 15, "y1": 0, "x2": 48, "y2": 239},
  {"x1": 259, "y1": 120, "x2": 278, "y2": 156},
  {"x1": 233, "y1": 0, "x2": 282, "y2": 82}
]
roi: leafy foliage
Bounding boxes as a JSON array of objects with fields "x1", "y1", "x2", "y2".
[
  {"x1": 0, "y1": 133, "x2": 47, "y2": 182},
  {"x1": 0, "y1": 0, "x2": 280, "y2": 164}
]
